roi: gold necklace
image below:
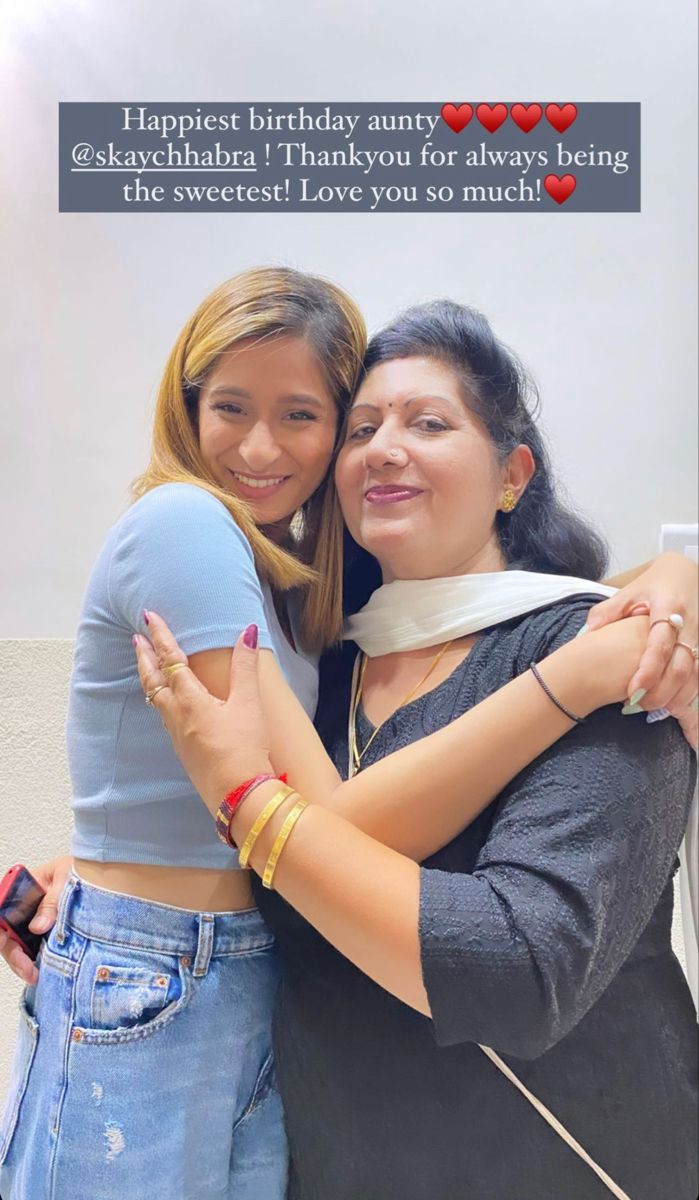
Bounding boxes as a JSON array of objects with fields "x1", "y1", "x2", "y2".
[{"x1": 348, "y1": 641, "x2": 455, "y2": 777}]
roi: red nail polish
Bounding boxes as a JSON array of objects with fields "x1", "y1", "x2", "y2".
[
  {"x1": 143, "y1": 610, "x2": 150, "y2": 625},
  {"x1": 243, "y1": 623, "x2": 258, "y2": 649}
]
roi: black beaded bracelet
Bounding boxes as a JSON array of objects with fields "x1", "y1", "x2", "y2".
[{"x1": 529, "y1": 662, "x2": 586, "y2": 724}]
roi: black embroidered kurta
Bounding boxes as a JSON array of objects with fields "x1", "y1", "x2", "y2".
[{"x1": 255, "y1": 598, "x2": 698, "y2": 1200}]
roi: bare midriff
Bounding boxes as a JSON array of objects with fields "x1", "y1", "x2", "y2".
[{"x1": 73, "y1": 860, "x2": 254, "y2": 911}]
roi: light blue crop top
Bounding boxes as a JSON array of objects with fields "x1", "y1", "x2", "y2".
[{"x1": 68, "y1": 483, "x2": 319, "y2": 869}]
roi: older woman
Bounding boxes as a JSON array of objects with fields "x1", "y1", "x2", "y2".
[{"x1": 134, "y1": 301, "x2": 698, "y2": 1200}]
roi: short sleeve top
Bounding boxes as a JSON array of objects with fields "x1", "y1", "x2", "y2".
[{"x1": 68, "y1": 483, "x2": 319, "y2": 868}]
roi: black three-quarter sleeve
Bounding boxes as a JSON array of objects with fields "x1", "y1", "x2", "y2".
[{"x1": 419, "y1": 608, "x2": 697, "y2": 1060}]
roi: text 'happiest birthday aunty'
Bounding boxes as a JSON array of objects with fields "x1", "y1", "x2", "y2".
[{"x1": 59, "y1": 103, "x2": 641, "y2": 213}]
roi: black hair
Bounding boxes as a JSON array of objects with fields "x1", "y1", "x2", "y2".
[{"x1": 343, "y1": 299, "x2": 608, "y2": 615}]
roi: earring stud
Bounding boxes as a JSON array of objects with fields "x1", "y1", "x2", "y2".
[{"x1": 501, "y1": 488, "x2": 517, "y2": 513}]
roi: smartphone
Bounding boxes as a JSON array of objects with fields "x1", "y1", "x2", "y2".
[{"x1": 0, "y1": 864, "x2": 46, "y2": 961}]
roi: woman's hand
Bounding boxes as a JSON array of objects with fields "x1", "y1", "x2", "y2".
[
  {"x1": 0, "y1": 855, "x2": 72, "y2": 985},
  {"x1": 133, "y1": 616, "x2": 273, "y2": 816},
  {"x1": 570, "y1": 615, "x2": 653, "y2": 711},
  {"x1": 577, "y1": 616, "x2": 698, "y2": 745},
  {"x1": 586, "y1": 552, "x2": 698, "y2": 714}
]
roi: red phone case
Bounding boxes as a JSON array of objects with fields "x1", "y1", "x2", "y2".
[
  {"x1": 0, "y1": 864, "x2": 46, "y2": 958},
  {"x1": 0, "y1": 864, "x2": 26, "y2": 906}
]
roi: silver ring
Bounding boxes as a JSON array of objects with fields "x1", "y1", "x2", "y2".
[{"x1": 145, "y1": 683, "x2": 168, "y2": 706}]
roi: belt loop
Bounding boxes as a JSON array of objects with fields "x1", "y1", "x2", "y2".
[
  {"x1": 54, "y1": 874, "x2": 80, "y2": 945},
  {"x1": 193, "y1": 913, "x2": 215, "y2": 977}
]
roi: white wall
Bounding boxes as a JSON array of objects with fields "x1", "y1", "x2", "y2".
[
  {"x1": 0, "y1": 642, "x2": 74, "y2": 1097},
  {"x1": 0, "y1": 0, "x2": 697, "y2": 637},
  {"x1": 0, "y1": 0, "x2": 697, "y2": 1106}
]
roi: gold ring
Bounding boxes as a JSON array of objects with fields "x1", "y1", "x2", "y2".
[
  {"x1": 162, "y1": 662, "x2": 187, "y2": 679},
  {"x1": 145, "y1": 684, "x2": 168, "y2": 706},
  {"x1": 675, "y1": 640, "x2": 699, "y2": 662},
  {"x1": 650, "y1": 616, "x2": 684, "y2": 636}
]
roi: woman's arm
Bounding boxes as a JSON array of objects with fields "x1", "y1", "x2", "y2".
[
  {"x1": 602, "y1": 557, "x2": 655, "y2": 589},
  {"x1": 137, "y1": 623, "x2": 695, "y2": 1022},
  {"x1": 182, "y1": 545, "x2": 699, "y2": 842},
  {"x1": 163, "y1": 613, "x2": 649, "y2": 863},
  {"x1": 148, "y1": 538, "x2": 697, "y2": 861},
  {"x1": 325, "y1": 615, "x2": 647, "y2": 859}
]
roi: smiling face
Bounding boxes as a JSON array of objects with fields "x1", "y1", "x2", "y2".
[
  {"x1": 197, "y1": 335, "x2": 339, "y2": 531},
  {"x1": 336, "y1": 357, "x2": 528, "y2": 582}
]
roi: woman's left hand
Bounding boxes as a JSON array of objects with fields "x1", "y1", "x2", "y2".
[
  {"x1": 585, "y1": 552, "x2": 698, "y2": 717},
  {"x1": 133, "y1": 615, "x2": 273, "y2": 815}
]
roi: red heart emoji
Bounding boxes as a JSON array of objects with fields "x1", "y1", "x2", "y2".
[
  {"x1": 543, "y1": 173, "x2": 576, "y2": 204},
  {"x1": 440, "y1": 103, "x2": 473, "y2": 133},
  {"x1": 545, "y1": 103, "x2": 577, "y2": 133},
  {"x1": 476, "y1": 103, "x2": 508, "y2": 133},
  {"x1": 510, "y1": 103, "x2": 542, "y2": 133}
]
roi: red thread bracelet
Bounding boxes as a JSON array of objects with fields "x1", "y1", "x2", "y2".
[{"x1": 215, "y1": 774, "x2": 288, "y2": 848}]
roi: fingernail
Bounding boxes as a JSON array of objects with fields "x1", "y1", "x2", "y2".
[
  {"x1": 243, "y1": 623, "x2": 258, "y2": 649},
  {"x1": 132, "y1": 635, "x2": 139, "y2": 648},
  {"x1": 621, "y1": 703, "x2": 644, "y2": 715},
  {"x1": 646, "y1": 708, "x2": 670, "y2": 724},
  {"x1": 30, "y1": 914, "x2": 50, "y2": 932},
  {"x1": 143, "y1": 610, "x2": 150, "y2": 626},
  {"x1": 575, "y1": 624, "x2": 589, "y2": 637},
  {"x1": 629, "y1": 688, "x2": 647, "y2": 706},
  {"x1": 691, "y1": 696, "x2": 699, "y2": 711}
]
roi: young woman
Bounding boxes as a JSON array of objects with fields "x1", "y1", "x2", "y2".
[
  {"x1": 1, "y1": 281, "x2": 697, "y2": 1200},
  {"x1": 131, "y1": 302, "x2": 698, "y2": 1200},
  {"x1": 0, "y1": 266, "x2": 368, "y2": 1200}
]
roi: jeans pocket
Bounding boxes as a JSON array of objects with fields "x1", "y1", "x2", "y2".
[
  {"x1": 91, "y1": 963, "x2": 175, "y2": 1031},
  {"x1": 77, "y1": 949, "x2": 192, "y2": 1045},
  {"x1": 0, "y1": 993, "x2": 39, "y2": 1165}
]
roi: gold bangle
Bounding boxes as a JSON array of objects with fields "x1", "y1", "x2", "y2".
[
  {"x1": 238, "y1": 785, "x2": 297, "y2": 869},
  {"x1": 262, "y1": 799, "x2": 308, "y2": 890}
]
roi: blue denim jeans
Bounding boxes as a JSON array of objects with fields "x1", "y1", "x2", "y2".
[{"x1": 0, "y1": 873, "x2": 288, "y2": 1199}]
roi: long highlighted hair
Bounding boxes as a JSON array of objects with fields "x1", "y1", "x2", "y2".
[{"x1": 133, "y1": 267, "x2": 367, "y2": 649}]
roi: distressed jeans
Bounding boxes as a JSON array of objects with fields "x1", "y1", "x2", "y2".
[{"x1": 0, "y1": 874, "x2": 288, "y2": 1199}]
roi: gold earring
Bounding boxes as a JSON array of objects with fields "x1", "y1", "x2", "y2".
[{"x1": 501, "y1": 488, "x2": 517, "y2": 513}]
